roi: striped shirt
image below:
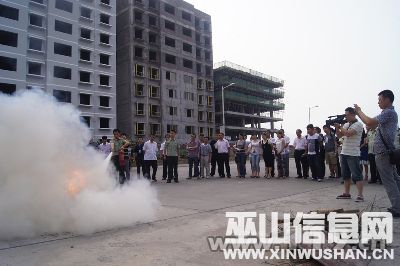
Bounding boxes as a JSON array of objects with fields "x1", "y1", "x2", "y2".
[{"x1": 341, "y1": 121, "x2": 364, "y2": 157}]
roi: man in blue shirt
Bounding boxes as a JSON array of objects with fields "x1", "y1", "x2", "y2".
[{"x1": 355, "y1": 90, "x2": 400, "y2": 218}]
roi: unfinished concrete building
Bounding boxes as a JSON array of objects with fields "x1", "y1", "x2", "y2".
[
  {"x1": 213, "y1": 61, "x2": 285, "y2": 140},
  {"x1": 116, "y1": 0, "x2": 214, "y2": 142}
]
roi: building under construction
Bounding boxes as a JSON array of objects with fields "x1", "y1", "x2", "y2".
[{"x1": 213, "y1": 61, "x2": 285, "y2": 140}]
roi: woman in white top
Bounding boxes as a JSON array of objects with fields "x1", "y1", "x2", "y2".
[
  {"x1": 275, "y1": 130, "x2": 286, "y2": 178},
  {"x1": 247, "y1": 134, "x2": 261, "y2": 178}
]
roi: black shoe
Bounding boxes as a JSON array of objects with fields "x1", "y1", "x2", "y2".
[
  {"x1": 297, "y1": 176, "x2": 302, "y2": 178},
  {"x1": 162, "y1": 177, "x2": 166, "y2": 180},
  {"x1": 303, "y1": 176, "x2": 308, "y2": 179},
  {"x1": 368, "y1": 181, "x2": 377, "y2": 184},
  {"x1": 166, "y1": 180, "x2": 172, "y2": 183},
  {"x1": 186, "y1": 177, "x2": 192, "y2": 180},
  {"x1": 220, "y1": 176, "x2": 225, "y2": 178},
  {"x1": 227, "y1": 176, "x2": 231, "y2": 178},
  {"x1": 152, "y1": 178, "x2": 157, "y2": 182},
  {"x1": 174, "y1": 179, "x2": 179, "y2": 183}
]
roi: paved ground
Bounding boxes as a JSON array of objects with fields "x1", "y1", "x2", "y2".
[{"x1": 0, "y1": 159, "x2": 399, "y2": 266}]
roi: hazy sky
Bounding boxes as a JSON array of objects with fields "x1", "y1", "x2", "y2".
[{"x1": 186, "y1": 0, "x2": 400, "y2": 140}]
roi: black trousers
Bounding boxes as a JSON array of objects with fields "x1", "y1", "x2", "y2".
[
  {"x1": 397, "y1": 163, "x2": 400, "y2": 176},
  {"x1": 308, "y1": 154, "x2": 321, "y2": 179},
  {"x1": 294, "y1": 149, "x2": 309, "y2": 177},
  {"x1": 336, "y1": 153, "x2": 342, "y2": 177},
  {"x1": 319, "y1": 151, "x2": 326, "y2": 177},
  {"x1": 144, "y1": 160, "x2": 157, "y2": 179},
  {"x1": 167, "y1": 156, "x2": 178, "y2": 181},
  {"x1": 271, "y1": 156, "x2": 275, "y2": 177},
  {"x1": 112, "y1": 155, "x2": 125, "y2": 184},
  {"x1": 368, "y1": 153, "x2": 381, "y2": 182},
  {"x1": 217, "y1": 153, "x2": 231, "y2": 177},
  {"x1": 210, "y1": 153, "x2": 218, "y2": 176},
  {"x1": 162, "y1": 157, "x2": 168, "y2": 178},
  {"x1": 136, "y1": 158, "x2": 145, "y2": 177}
]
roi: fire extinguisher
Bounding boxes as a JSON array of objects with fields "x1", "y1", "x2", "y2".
[{"x1": 119, "y1": 150, "x2": 125, "y2": 167}]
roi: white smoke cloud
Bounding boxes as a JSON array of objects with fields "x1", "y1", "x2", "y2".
[{"x1": 0, "y1": 90, "x2": 159, "y2": 240}]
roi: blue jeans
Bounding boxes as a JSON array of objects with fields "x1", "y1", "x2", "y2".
[
  {"x1": 250, "y1": 153, "x2": 260, "y2": 172},
  {"x1": 282, "y1": 153, "x2": 290, "y2": 177},
  {"x1": 340, "y1": 154, "x2": 362, "y2": 181},
  {"x1": 188, "y1": 156, "x2": 200, "y2": 177},
  {"x1": 236, "y1": 152, "x2": 247, "y2": 176}
]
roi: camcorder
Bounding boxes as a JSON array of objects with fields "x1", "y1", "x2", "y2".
[{"x1": 325, "y1": 114, "x2": 346, "y2": 127}]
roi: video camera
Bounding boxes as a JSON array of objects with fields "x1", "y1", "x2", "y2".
[{"x1": 325, "y1": 114, "x2": 346, "y2": 127}]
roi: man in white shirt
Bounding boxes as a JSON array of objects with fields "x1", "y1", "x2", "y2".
[
  {"x1": 143, "y1": 135, "x2": 159, "y2": 182},
  {"x1": 293, "y1": 129, "x2": 309, "y2": 178},
  {"x1": 281, "y1": 129, "x2": 291, "y2": 177},
  {"x1": 215, "y1": 132, "x2": 231, "y2": 178},
  {"x1": 335, "y1": 107, "x2": 365, "y2": 202},
  {"x1": 98, "y1": 136, "x2": 111, "y2": 158},
  {"x1": 159, "y1": 133, "x2": 170, "y2": 180}
]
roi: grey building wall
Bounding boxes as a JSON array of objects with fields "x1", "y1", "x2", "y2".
[
  {"x1": 116, "y1": 0, "x2": 214, "y2": 143},
  {"x1": 0, "y1": 0, "x2": 117, "y2": 139}
]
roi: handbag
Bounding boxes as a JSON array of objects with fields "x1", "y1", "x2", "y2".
[{"x1": 378, "y1": 128, "x2": 400, "y2": 165}]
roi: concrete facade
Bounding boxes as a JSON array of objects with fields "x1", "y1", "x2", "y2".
[
  {"x1": 116, "y1": 0, "x2": 214, "y2": 143},
  {"x1": 213, "y1": 61, "x2": 285, "y2": 140},
  {"x1": 0, "y1": 0, "x2": 117, "y2": 139}
]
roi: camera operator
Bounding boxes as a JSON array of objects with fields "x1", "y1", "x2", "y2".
[
  {"x1": 335, "y1": 107, "x2": 365, "y2": 202},
  {"x1": 354, "y1": 90, "x2": 400, "y2": 217}
]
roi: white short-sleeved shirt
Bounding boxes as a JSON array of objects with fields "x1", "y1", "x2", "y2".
[
  {"x1": 215, "y1": 139, "x2": 230, "y2": 153},
  {"x1": 275, "y1": 138, "x2": 285, "y2": 154},
  {"x1": 341, "y1": 121, "x2": 364, "y2": 157},
  {"x1": 283, "y1": 136, "x2": 290, "y2": 154},
  {"x1": 160, "y1": 141, "x2": 166, "y2": 152},
  {"x1": 143, "y1": 140, "x2": 158, "y2": 160},
  {"x1": 294, "y1": 137, "x2": 307, "y2": 150},
  {"x1": 248, "y1": 140, "x2": 261, "y2": 155}
]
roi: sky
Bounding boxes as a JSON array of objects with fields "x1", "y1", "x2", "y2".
[{"x1": 186, "y1": 0, "x2": 400, "y2": 140}]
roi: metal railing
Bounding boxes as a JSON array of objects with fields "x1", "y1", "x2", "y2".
[
  {"x1": 214, "y1": 61, "x2": 285, "y2": 85},
  {"x1": 218, "y1": 91, "x2": 285, "y2": 109},
  {"x1": 215, "y1": 76, "x2": 285, "y2": 98}
]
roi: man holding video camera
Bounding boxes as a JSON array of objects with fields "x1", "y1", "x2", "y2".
[
  {"x1": 335, "y1": 107, "x2": 365, "y2": 202},
  {"x1": 354, "y1": 90, "x2": 400, "y2": 217}
]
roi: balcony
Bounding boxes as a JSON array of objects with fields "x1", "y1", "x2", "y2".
[{"x1": 216, "y1": 91, "x2": 285, "y2": 110}]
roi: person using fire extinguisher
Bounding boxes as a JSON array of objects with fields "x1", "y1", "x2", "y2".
[{"x1": 111, "y1": 128, "x2": 130, "y2": 185}]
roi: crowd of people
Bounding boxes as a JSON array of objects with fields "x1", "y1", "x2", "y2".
[{"x1": 95, "y1": 90, "x2": 399, "y2": 217}]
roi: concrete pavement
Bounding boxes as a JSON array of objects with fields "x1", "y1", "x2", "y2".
[{"x1": 0, "y1": 159, "x2": 399, "y2": 266}]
